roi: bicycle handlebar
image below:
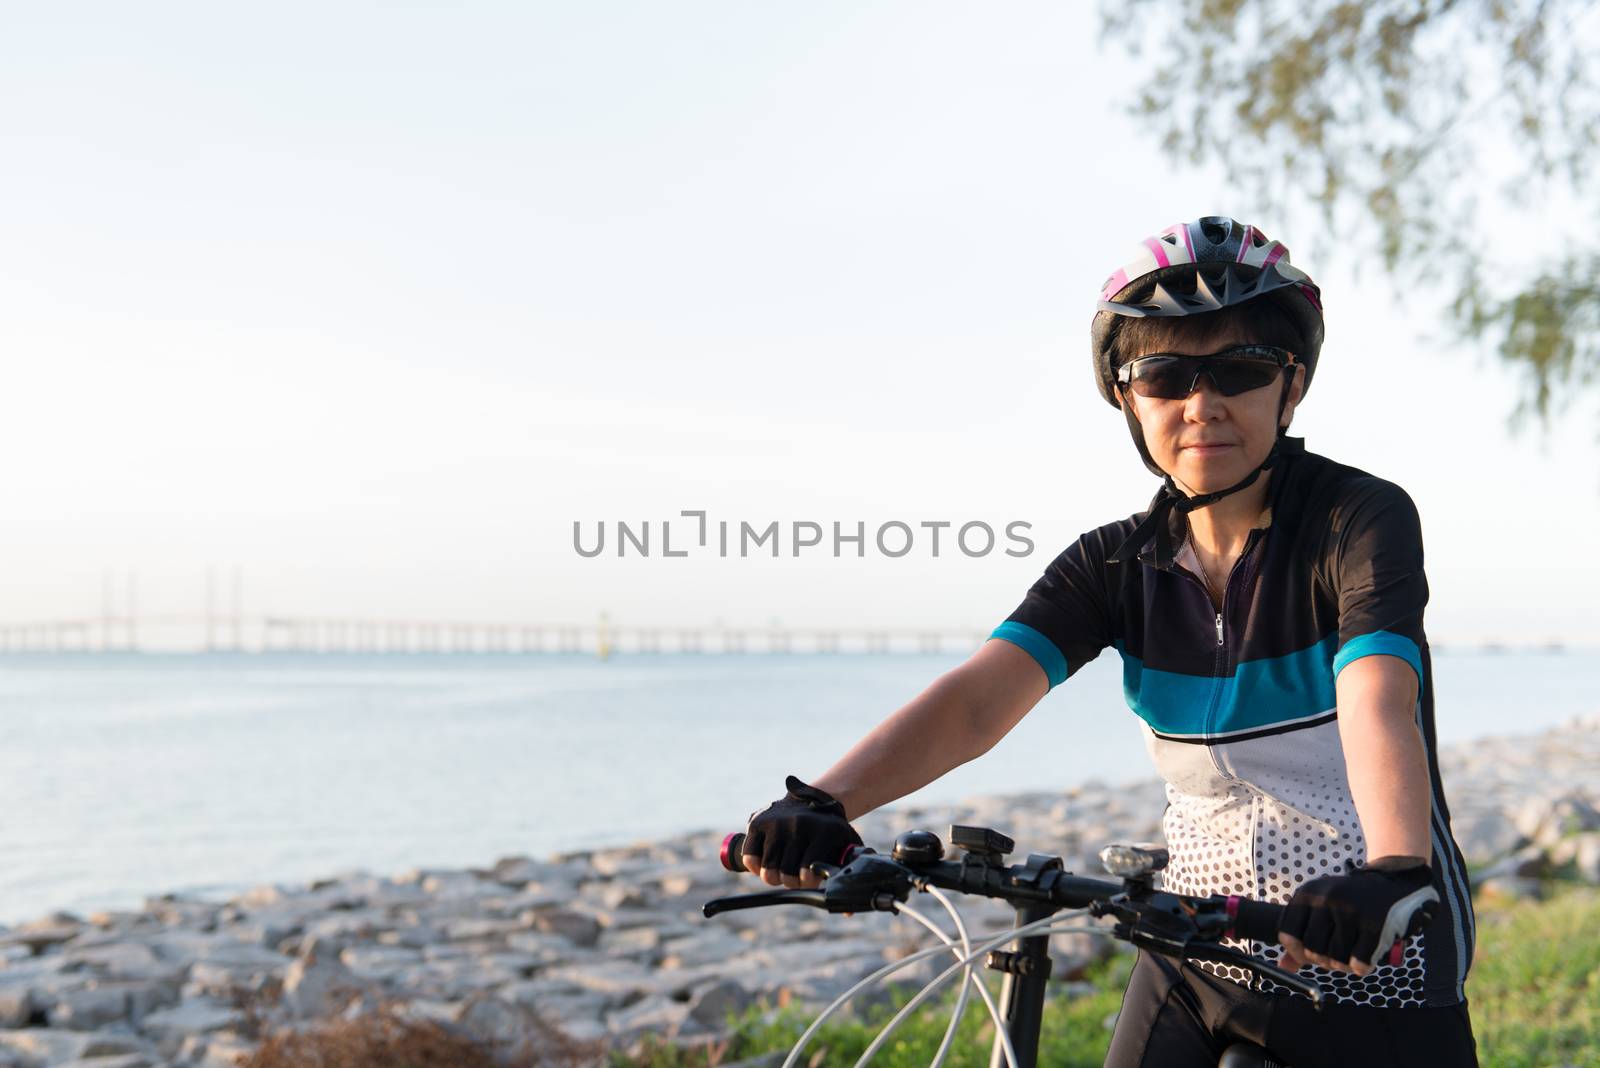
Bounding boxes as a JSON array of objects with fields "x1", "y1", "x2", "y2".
[
  {"x1": 720, "y1": 829, "x2": 1277, "y2": 931},
  {"x1": 712, "y1": 822, "x2": 1432, "y2": 1007},
  {"x1": 717, "y1": 828, "x2": 1406, "y2": 966}
]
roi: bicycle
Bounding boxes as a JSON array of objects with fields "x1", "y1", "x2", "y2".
[{"x1": 704, "y1": 824, "x2": 1420, "y2": 1068}]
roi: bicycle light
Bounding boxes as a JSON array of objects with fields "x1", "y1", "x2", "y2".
[{"x1": 1098, "y1": 843, "x2": 1170, "y2": 878}]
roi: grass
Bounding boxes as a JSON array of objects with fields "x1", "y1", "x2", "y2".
[
  {"x1": 1466, "y1": 886, "x2": 1600, "y2": 1068},
  {"x1": 623, "y1": 886, "x2": 1600, "y2": 1068},
  {"x1": 623, "y1": 956, "x2": 1132, "y2": 1068}
]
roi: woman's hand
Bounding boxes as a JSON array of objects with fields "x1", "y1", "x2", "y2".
[
  {"x1": 741, "y1": 776, "x2": 863, "y2": 889},
  {"x1": 1278, "y1": 860, "x2": 1438, "y2": 975}
]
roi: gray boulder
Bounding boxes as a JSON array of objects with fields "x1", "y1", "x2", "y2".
[
  {"x1": 0, "y1": 915, "x2": 81, "y2": 956},
  {"x1": 138, "y1": 996, "x2": 243, "y2": 1039},
  {"x1": 1477, "y1": 844, "x2": 1554, "y2": 881},
  {"x1": 687, "y1": 979, "x2": 753, "y2": 1031},
  {"x1": 53, "y1": 1056, "x2": 155, "y2": 1068},
  {"x1": 608, "y1": 993, "x2": 694, "y2": 1045},
  {"x1": 1514, "y1": 792, "x2": 1600, "y2": 847},
  {"x1": 281, "y1": 947, "x2": 365, "y2": 1018},
  {"x1": 456, "y1": 995, "x2": 553, "y2": 1055},
  {"x1": 1476, "y1": 875, "x2": 1543, "y2": 902},
  {"x1": 530, "y1": 908, "x2": 601, "y2": 948},
  {"x1": 1448, "y1": 807, "x2": 1525, "y2": 862},
  {"x1": 491, "y1": 857, "x2": 564, "y2": 886},
  {"x1": 0, "y1": 1028, "x2": 150, "y2": 1067},
  {"x1": 1550, "y1": 832, "x2": 1600, "y2": 883},
  {"x1": 45, "y1": 985, "x2": 129, "y2": 1030},
  {"x1": 0, "y1": 981, "x2": 34, "y2": 1030},
  {"x1": 418, "y1": 872, "x2": 494, "y2": 899}
]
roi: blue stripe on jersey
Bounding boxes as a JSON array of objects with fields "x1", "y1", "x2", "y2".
[
  {"x1": 1333, "y1": 630, "x2": 1424, "y2": 685},
  {"x1": 990, "y1": 621, "x2": 1070, "y2": 688},
  {"x1": 1117, "y1": 634, "x2": 1339, "y2": 738}
]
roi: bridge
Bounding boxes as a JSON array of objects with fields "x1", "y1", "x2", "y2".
[
  {"x1": 0, "y1": 613, "x2": 992, "y2": 656},
  {"x1": 0, "y1": 573, "x2": 1589, "y2": 656},
  {"x1": 0, "y1": 612, "x2": 1588, "y2": 657}
]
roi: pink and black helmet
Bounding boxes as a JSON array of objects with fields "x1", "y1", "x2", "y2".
[{"x1": 1089, "y1": 217, "x2": 1325, "y2": 409}]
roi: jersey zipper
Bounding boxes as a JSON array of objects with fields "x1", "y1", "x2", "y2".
[
  {"x1": 1175, "y1": 528, "x2": 1265, "y2": 743},
  {"x1": 1210, "y1": 528, "x2": 1266, "y2": 737}
]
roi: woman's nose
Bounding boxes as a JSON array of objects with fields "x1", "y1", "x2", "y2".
[{"x1": 1184, "y1": 374, "x2": 1227, "y2": 419}]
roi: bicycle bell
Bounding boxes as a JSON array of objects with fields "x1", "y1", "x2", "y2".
[{"x1": 891, "y1": 829, "x2": 944, "y2": 864}]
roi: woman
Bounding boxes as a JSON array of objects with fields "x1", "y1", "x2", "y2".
[{"x1": 738, "y1": 217, "x2": 1477, "y2": 1066}]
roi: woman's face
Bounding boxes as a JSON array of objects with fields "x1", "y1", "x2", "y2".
[{"x1": 1120, "y1": 328, "x2": 1306, "y2": 496}]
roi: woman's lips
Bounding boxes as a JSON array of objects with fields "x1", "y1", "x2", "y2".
[{"x1": 1182, "y1": 442, "x2": 1235, "y2": 454}]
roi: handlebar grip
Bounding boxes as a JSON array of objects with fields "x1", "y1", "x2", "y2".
[
  {"x1": 1226, "y1": 896, "x2": 1284, "y2": 943},
  {"x1": 1227, "y1": 896, "x2": 1410, "y2": 965},
  {"x1": 719, "y1": 832, "x2": 869, "y2": 875},
  {"x1": 720, "y1": 832, "x2": 748, "y2": 873}
]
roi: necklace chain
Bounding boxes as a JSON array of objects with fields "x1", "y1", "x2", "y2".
[{"x1": 1186, "y1": 522, "x2": 1224, "y2": 606}]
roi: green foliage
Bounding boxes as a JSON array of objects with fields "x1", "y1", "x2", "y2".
[
  {"x1": 1456, "y1": 258, "x2": 1600, "y2": 429},
  {"x1": 1467, "y1": 886, "x2": 1600, "y2": 1068},
  {"x1": 1100, "y1": 0, "x2": 1600, "y2": 430},
  {"x1": 624, "y1": 958, "x2": 1132, "y2": 1068}
]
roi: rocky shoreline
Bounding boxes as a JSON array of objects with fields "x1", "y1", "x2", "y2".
[{"x1": 3, "y1": 717, "x2": 1599, "y2": 1068}]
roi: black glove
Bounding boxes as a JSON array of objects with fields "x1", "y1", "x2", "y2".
[
  {"x1": 742, "y1": 775, "x2": 863, "y2": 879},
  {"x1": 1280, "y1": 859, "x2": 1440, "y2": 968}
]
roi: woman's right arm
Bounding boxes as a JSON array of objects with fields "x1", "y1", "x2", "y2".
[{"x1": 746, "y1": 637, "x2": 1050, "y2": 887}]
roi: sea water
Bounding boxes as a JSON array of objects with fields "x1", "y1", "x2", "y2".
[{"x1": 1, "y1": 648, "x2": 1596, "y2": 924}]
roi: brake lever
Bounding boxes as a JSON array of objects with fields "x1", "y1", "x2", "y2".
[
  {"x1": 821, "y1": 852, "x2": 918, "y2": 914},
  {"x1": 1184, "y1": 941, "x2": 1325, "y2": 1008},
  {"x1": 702, "y1": 888, "x2": 827, "y2": 918}
]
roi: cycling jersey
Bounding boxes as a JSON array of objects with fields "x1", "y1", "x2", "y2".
[{"x1": 992, "y1": 438, "x2": 1474, "y2": 1008}]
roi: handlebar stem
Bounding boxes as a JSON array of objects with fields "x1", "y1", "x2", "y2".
[{"x1": 988, "y1": 900, "x2": 1057, "y2": 1068}]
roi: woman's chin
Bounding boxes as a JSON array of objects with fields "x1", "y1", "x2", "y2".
[{"x1": 1174, "y1": 455, "x2": 1253, "y2": 495}]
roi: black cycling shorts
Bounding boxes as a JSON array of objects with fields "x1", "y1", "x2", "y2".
[{"x1": 1104, "y1": 951, "x2": 1478, "y2": 1068}]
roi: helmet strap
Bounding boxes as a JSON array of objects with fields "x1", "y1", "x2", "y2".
[{"x1": 1111, "y1": 369, "x2": 1295, "y2": 567}]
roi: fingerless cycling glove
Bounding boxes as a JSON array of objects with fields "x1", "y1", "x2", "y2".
[
  {"x1": 742, "y1": 775, "x2": 863, "y2": 877},
  {"x1": 1280, "y1": 859, "x2": 1439, "y2": 967}
]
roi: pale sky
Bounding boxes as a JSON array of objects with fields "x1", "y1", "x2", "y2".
[{"x1": 3, "y1": 3, "x2": 1598, "y2": 646}]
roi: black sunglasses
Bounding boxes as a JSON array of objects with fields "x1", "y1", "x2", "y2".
[{"x1": 1116, "y1": 344, "x2": 1295, "y2": 400}]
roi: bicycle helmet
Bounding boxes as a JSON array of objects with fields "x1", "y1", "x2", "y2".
[{"x1": 1092, "y1": 217, "x2": 1326, "y2": 567}]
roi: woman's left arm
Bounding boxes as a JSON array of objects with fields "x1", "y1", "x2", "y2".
[
  {"x1": 1337, "y1": 653, "x2": 1432, "y2": 862},
  {"x1": 1279, "y1": 653, "x2": 1435, "y2": 975}
]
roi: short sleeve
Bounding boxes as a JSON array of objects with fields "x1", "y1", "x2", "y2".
[
  {"x1": 991, "y1": 529, "x2": 1118, "y2": 689},
  {"x1": 1327, "y1": 479, "x2": 1428, "y2": 687}
]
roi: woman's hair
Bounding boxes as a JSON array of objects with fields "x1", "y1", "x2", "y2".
[{"x1": 1106, "y1": 293, "x2": 1307, "y2": 367}]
